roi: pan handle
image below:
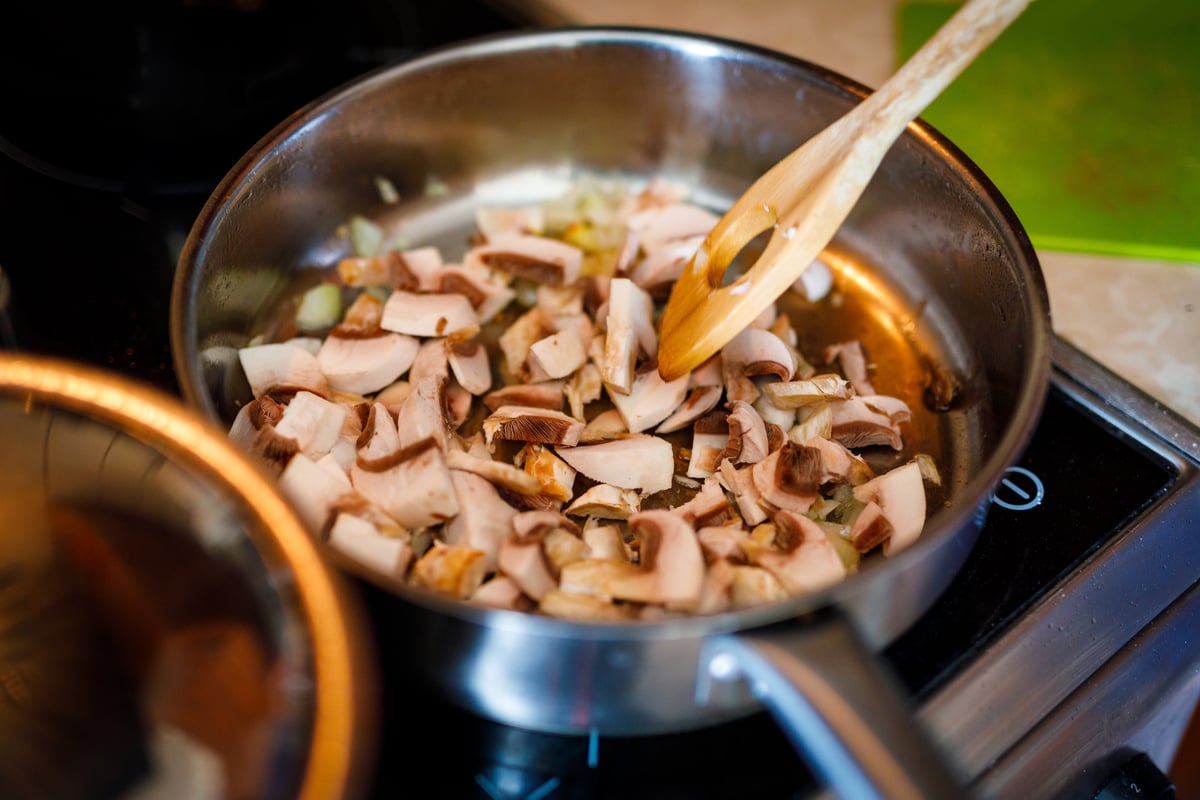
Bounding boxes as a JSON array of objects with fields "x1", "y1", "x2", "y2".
[{"x1": 697, "y1": 608, "x2": 965, "y2": 799}]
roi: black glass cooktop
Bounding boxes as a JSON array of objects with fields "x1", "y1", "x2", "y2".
[{"x1": 0, "y1": 4, "x2": 1183, "y2": 798}]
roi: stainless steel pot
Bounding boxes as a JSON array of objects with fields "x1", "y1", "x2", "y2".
[
  {"x1": 0, "y1": 354, "x2": 377, "y2": 798},
  {"x1": 172, "y1": 28, "x2": 1052, "y2": 798}
]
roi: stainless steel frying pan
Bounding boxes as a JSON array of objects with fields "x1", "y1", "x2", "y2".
[{"x1": 171, "y1": 28, "x2": 1051, "y2": 798}]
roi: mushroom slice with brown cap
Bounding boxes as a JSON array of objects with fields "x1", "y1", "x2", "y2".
[
  {"x1": 656, "y1": 385, "x2": 723, "y2": 434},
  {"x1": 484, "y1": 381, "x2": 565, "y2": 413},
  {"x1": 444, "y1": 470, "x2": 517, "y2": 572},
  {"x1": 605, "y1": 511, "x2": 705, "y2": 610},
  {"x1": 327, "y1": 513, "x2": 413, "y2": 579},
  {"x1": 853, "y1": 461, "x2": 926, "y2": 556},
  {"x1": 274, "y1": 390, "x2": 349, "y2": 459},
  {"x1": 238, "y1": 341, "x2": 330, "y2": 399},
  {"x1": 554, "y1": 435, "x2": 674, "y2": 494},
  {"x1": 434, "y1": 264, "x2": 517, "y2": 324},
  {"x1": 412, "y1": 543, "x2": 488, "y2": 600},
  {"x1": 722, "y1": 329, "x2": 796, "y2": 404},
  {"x1": 527, "y1": 327, "x2": 588, "y2": 381},
  {"x1": 317, "y1": 332, "x2": 421, "y2": 396},
  {"x1": 469, "y1": 233, "x2": 583, "y2": 286},
  {"x1": 381, "y1": 290, "x2": 478, "y2": 337},
  {"x1": 483, "y1": 406, "x2": 584, "y2": 447},
  {"x1": 444, "y1": 449, "x2": 542, "y2": 496},
  {"x1": 805, "y1": 435, "x2": 874, "y2": 486},
  {"x1": 830, "y1": 396, "x2": 905, "y2": 450},
  {"x1": 764, "y1": 374, "x2": 854, "y2": 409},
  {"x1": 743, "y1": 509, "x2": 846, "y2": 596},
  {"x1": 609, "y1": 368, "x2": 690, "y2": 434},
  {"x1": 847, "y1": 500, "x2": 891, "y2": 552},
  {"x1": 445, "y1": 334, "x2": 492, "y2": 395},
  {"x1": 565, "y1": 483, "x2": 641, "y2": 520},
  {"x1": 751, "y1": 442, "x2": 821, "y2": 515},
  {"x1": 723, "y1": 401, "x2": 770, "y2": 465},
  {"x1": 229, "y1": 395, "x2": 286, "y2": 452},
  {"x1": 351, "y1": 437, "x2": 460, "y2": 529},
  {"x1": 497, "y1": 530, "x2": 557, "y2": 601},
  {"x1": 601, "y1": 278, "x2": 656, "y2": 394},
  {"x1": 672, "y1": 476, "x2": 732, "y2": 528}
]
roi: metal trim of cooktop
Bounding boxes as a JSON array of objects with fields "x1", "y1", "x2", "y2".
[{"x1": 918, "y1": 336, "x2": 1200, "y2": 781}]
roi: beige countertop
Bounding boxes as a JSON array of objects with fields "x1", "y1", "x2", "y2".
[{"x1": 502, "y1": 0, "x2": 1200, "y2": 427}]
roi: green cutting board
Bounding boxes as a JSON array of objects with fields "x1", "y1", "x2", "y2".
[{"x1": 898, "y1": 0, "x2": 1200, "y2": 262}]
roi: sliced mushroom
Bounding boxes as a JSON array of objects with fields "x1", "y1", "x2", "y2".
[
  {"x1": 554, "y1": 435, "x2": 674, "y2": 494},
  {"x1": 743, "y1": 509, "x2": 847, "y2": 596},
  {"x1": 788, "y1": 401, "x2": 833, "y2": 445},
  {"x1": 469, "y1": 233, "x2": 583, "y2": 286},
  {"x1": 375, "y1": 381, "x2": 413, "y2": 417},
  {"x1": 830, "y1": 396, "x2": 905, "y2": 450},
  {"x1": 695, "y1": 558, "x2": 737, "y2": 615},
  {"x1": 238, "y1": 341, "x2": 330, "y2": 399},
  {"x1": 511, "y1": 510, "x2": 581, "y2": 539},
  {"x1": 527, "y1": 327, "x2": 588, "y2": 381},
  {"x1": 445, "y1": 449, "x2": 542, "y2": 496},
  {"x1": 482, "y1": 406, "x2": 585, "y2": 447},
  {"x1": 697, "y1": 525, "x2": 749, "y2": 563},
  {"x1": 627, "y1": 236, "x2": 704, "y2": 294},
  {"x1": 753, "y1": 386, "x2": 797, "y2": 431},
  {"x1": 847, "y1": 499, "x2": 891, "y2": 552},
  {"x1": 351, "y1": 437, "x2": 460, "y2": 528},
  {"x1": 434, "y1": 264, "x2": 517, "y2": 324},
  {"x1": 395, "y1": 374, "x2": 450, "y2": 450},
  {"x1": 564, "y1": 362, "x2": 602, "y2": 421},
  {"x1": 445, "y1": 335, "x2": 492, "y2": 395},
  {"x1": 497, "y1": 307, "x2": 549, "y2": 378},
  {"x1": 522, "y1": 444, "x2": 577, "y2": 502},
  {"x1": 656, "y1": 385, "x2": 723, "y2": 434},
  {"x1": 316, "y1": 332, "x2": 421, "y2": 396},
  {"x1": 581, "y1": 523, "x2": 630, "y2": 562},
  {"x1": 273, "y1": 390, "x2": 349, "y2": 459},
  {"x1": 558, "y1": 558, "x2": 643, "y2": 600},
  {"x1": 853, "y1": 461, "x2": 926, "y2": 556},
  {"x1": 687, "y1": 411, "x2": 731, "y2": 479},
  {"x1": 605, "y1": 511, "x2": 705, "y2": 610},
  {"x1": 411, "y1": 543, "x2": 488, "y2": 600},
  {"x1": 538, "y1": 589, "x2": 636, "y2": 621},
  {"x1": 671, "y1": 475, "x2": 732, "y2": 528},
  {"x1": 443, "y1": 470, "x2": 517, "y2": 571},
  {"x1": 601, "y1": 278, "x2": 656, "y2": 394},
  {"x1": 825, "y1": 340, "x2": 876, "y2": 396},
  {"x1": 729, "y1": 565, "x2": 789, "y2": 609},
  {"x1": 327, "y1": 513, "x2": 413, "y2": 578},
  {"x1": 625, "y1": 202, "x2": 719, "y2": 254},
  {"x1": 609, "y1": 368, "x2": 689, "y2": 434},
  {"x1": 380, "y1": 290, "x2": 478, "y2": 337},
  {"x1": 332, "y1": 292, "x2": 385, "y2": 337},
  {"x1": 718, "y1": 459, "x2": 769, "y2": 526},
  {"x1": 497, "y1": 530, "x2": 557, "y2": 601},
  {"x1": 804, "y1": 435, "x2": 875, "y2": 486},
  {"x1": 723, "y1": 400, "x2": 770, "y2": 465},
  {"x1": 535, "y1": 284, "x2": 584, "y2": 317},
  {"x1": 765, "y1": 374, "x2": 854, "y2": 409},
  {"x1": 565, "y1": 483, "x2": 641, "y2": 520},
  {"x1": 750, "y1": 442, "x2": 821, "y2": 515},
  {"x1": 277, "y1": 451, "x2": 356, "y2": 533},
  {"x1": 470, "y1": 575, "x2": 533, "y2": 611},
  {"x1": 721, "y1": 329, "x2": 796, "y2": 404},
  {"x1": 483, "y1": 381, "x2": 565, "y2": 413},
  {"x1": 792, "y1": 257, "x2": 834, "y2": 302},
  {"x1": 581, "y1": 408, "x2": 628, "y2": 443},
  {"x1": 689, "y1": 354, "x2": 723, "y2": 388},
  {"x1": 475, "y1": 206, "x2": 545, "y2": 241},
  {"x1": 543, "y1": 527, "x2": 590, "y2": 573}
]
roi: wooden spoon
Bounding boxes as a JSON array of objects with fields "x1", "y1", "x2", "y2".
[{"x1": 657, "y1": 0, "x2": 1032, "y2": 380}]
